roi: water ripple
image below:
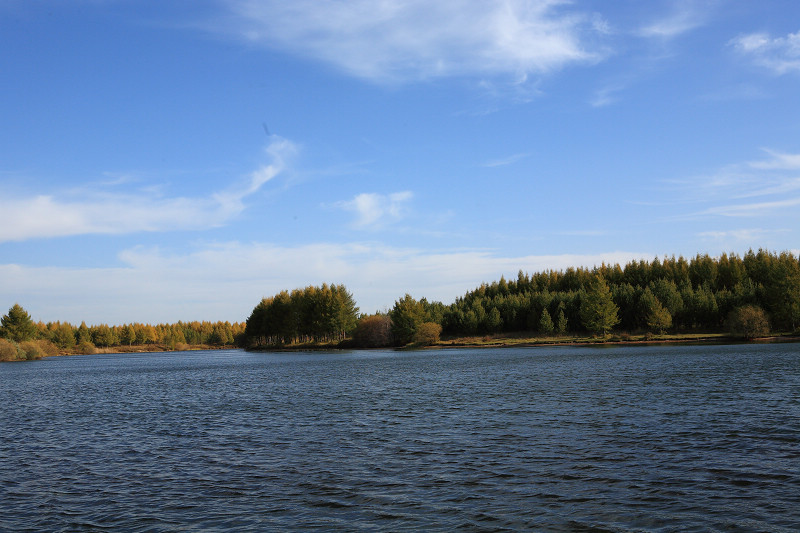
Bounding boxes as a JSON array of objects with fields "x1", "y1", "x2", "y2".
[{"x1": 1, "y1": 344, "x2": 799, "y2": 531}]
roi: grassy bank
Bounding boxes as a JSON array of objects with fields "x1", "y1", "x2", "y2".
[
  {"x1": 6, "y1": 332, "x2": 796, "y2": 361},
  {"x1": 0, "y1": 339, "x2": 239, "y2": 362},
  {"x1": 249, "y1": 331, "x2": 800, "y2": 352},
  {"x1": 436, "y1": 331, "x2": 734, "y2": 348}
]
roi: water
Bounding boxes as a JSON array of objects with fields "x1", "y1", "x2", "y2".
[{"x1": 1, "y1": 344, "x2": 799, "y2": 532}]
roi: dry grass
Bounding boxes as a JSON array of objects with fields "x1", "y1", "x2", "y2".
[{"x1": 437, "y1": 331, "x2": 732, "y2": 348}]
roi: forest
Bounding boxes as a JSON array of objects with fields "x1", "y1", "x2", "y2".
[
  {"x1": 437, "y1": 249, "x2": 799, "y2": 337},
  {"x1": 3, "y1": 249, "x2": 799, "y2": 359},
  {"x1": 241, "y1": 249, "x2": 799, "y2": 348},
  {"x1": 243, "y1": 283, "x2": 359, "y2": 347},
  {"x1": 0, "y1": 305, "x2": 244, "y2": 361}
]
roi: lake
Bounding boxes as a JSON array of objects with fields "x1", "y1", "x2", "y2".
[{"x1": 1, "y1": 343, "x2": 799, "y2": 531}]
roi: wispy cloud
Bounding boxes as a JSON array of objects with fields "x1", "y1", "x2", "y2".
[
  {"x1": 215, "y1": 0, "x2": 606, "y2": 84},
  {"x1": 696, "y1": 83, "x2": 767, "y2": 103},
  {"x1": 0, "y1": 136, "x2": 297, "y2": 243},
  {"x1": 0, "y1": 242, "x2": 648, "y2": 324},
  {"x1": 336, "y1": 191, "x2": 413, "y2": 228},
  {"x1": 730, "y1": 30, "x2": 800, "y2": 74},
  {"x1": 482, "y1": 152, "x2": 530, "y2": 168},
  {"x1": 590, "y1": 83, "x2": 625, "y2": 107},
  {"x1": 701, "y1": 197, "x2": 800, "y2": 217},
  {"x1": 698, "y1": 228, "x2": 774, "y2": 241},
  {"x1": 748, "y1": 149, "x2": 800, "y2": 170},
  {"x1": 637, "y1": 1, "x2": 712, "y2": 39},
  {"x1": 670, "y1": 148, "x2": 800, "y2": 219}
]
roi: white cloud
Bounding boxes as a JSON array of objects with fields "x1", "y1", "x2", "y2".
[
  {"x1": 336, "y1": 191, "x2": 413, "y2": 228},
  {"x1": 659, "y1": 148, "x2": 800, "y2": 230},
  {"x1": 637, "y1": 1, "x2": 710, "y2": 39},
  {"x1": 730, "y1": 30, "x2": 800, "y2": 74},
  {"x1": 0, "y1": 136, "x2": 296, "y2": 243},
  {"x1": 216, "y1": 0, "x2": 605, "y2": 83},
  {"x1": 0, "y1": 242, "x2": 648, "y2": 324},
  {"x1": 675, "y1": 148, "x2": 800, "y2": 202}
]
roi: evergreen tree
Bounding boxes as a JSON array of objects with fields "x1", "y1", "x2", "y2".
[
  {"x1": 270, "y1": 290, "x2": 297, "y2": 344},
  {"x1": 1, "y1": 304, "x2": 37, "y2": 342},
  {"x1": 51, "y1": 322, "x2": 76, "y2": 349},
  {"x1": 118, "y1": 324, "x2": 135, "y2": 346},
  {"x1": 646, "y1": 298, "x2": 672, "y2": 334},
  {"x1": 91, "y1": 324, "x2": 117, "y2": 347},
  {"x1": 332, "y1": 284, "x2": 359, "y2": 339},
  {"x1": 76, "y1": 322, "x2": 92, "y2": 344},
  {"x1": 580, "y1": 276, "x2": 619, "y2": 335},
  {"x1": 485, "y1": 307, "x2": 502, "y2": 333},
  {"x1": 763, "y1": 252, "x2": 800, "y2": 331},
  {"x1": 538, "y1": 309, "x2": 554, "y2": 334},
  {"x1": 390, "y1": 294, "x2": 427, "y2": 345},
  {"x1": 556, "y1": 308, "x2": 568, "y2": 334}
]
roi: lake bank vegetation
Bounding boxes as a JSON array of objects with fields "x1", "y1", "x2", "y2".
[
  {"x1": 0, "y1": 303, "x2": 243, "y2": 361},
  {"x1": 243, "y1": 284, "x2": 359, "y2": 348},
  {"x1": 243, "y1": 249, "x2": 799, "y2": 350},
  {"x1": 3, "y1": 249, "x2": 799, "y2": 360}
]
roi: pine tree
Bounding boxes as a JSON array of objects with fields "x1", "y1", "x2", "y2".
[
  {"x1": 556, "y1": 308, "x2": 568, "y2": 334},
  {"x1": 1, "y1": 304, "x2": 37, "y2": 342},
  {"x1": 580, "y1": 276, "x2": 619, "y2": 336},
  {"x1": 538, "y1": 309, "x2": 554, "y2": 334},
  {"x1": 390, "y1": 294, "x2": 427, "y2": 345},
  {"x1": 646, "y1": 299, "x2": 672, "y2": 334}
]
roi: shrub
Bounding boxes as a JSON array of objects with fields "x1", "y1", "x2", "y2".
[
  {"x1": 414, "y1": 322, "x2": 442, "y2": 346},
  {"x1": 19, "y1": 340, "x2": 44, "y2": 360},
  {"x1": 353, "y1": 314, "x2": 394, "y2": 348},
  {"x1": 76, "y1": 341, "x2": 97, "y2": 355},
  {"x1": 0, "y1": 338, "x2": 21, "y2": 361},
  {"x1": 34, "y1": 339, "x2": 59, "y2": 357},
  {"x1": 728, "y1": 305, "x2": 770, "y2": 339}
]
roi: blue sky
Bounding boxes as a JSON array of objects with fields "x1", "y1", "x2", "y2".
[{"x1": 2, "y1": 0, "x2": 799, "y2": 325}]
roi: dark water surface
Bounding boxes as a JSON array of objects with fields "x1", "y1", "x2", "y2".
[{"x1": 2, "y1": 344, "x2": 799, "y2": 531}]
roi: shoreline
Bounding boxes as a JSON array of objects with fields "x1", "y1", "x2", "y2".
[
  {"x1": 248, "y1": 332, "x2": 800, "y2": 353},
  {"x1": 6, "y1": 333, "x2": 797, "y2": 361},
  {"x1": 434, "y1": 334, "x2": 800, "y2": 350}
]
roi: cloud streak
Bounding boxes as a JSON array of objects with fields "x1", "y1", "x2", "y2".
[
  {"x1": 0, "y1": 136, "x2": 296, "y2": 243},
  {"x1": 637, "y1": 1, "x2": 710, "y2": 39},
  {"x1": 217, "y1": 0, "x2": 605, "y2": 83},
  {"x1": 701, "y1": 197, "x2": 800, "y2": 218},
  {"x1": 670, "y1": 148, "x2": 800, "y2": 220}
]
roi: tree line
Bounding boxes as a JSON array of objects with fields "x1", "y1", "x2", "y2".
[
  {"x1": 0, "y1": 304, "x2": 244, "y2": 361},
  {"x1": 5, "y1": 249, "x2": 799, "y2": 358},
  {"x1": 388, "y1": 249, "x2": 796, "y2": 343},
  {"x1": 243, "y1": 283, "x2": 359, "y2": 347},
  {"x1": 432, "y1": 249, "x2": 799, "y2": 337},
  {"x1": 242, "y1": 250, "x2": 798, "y2": 349}
]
